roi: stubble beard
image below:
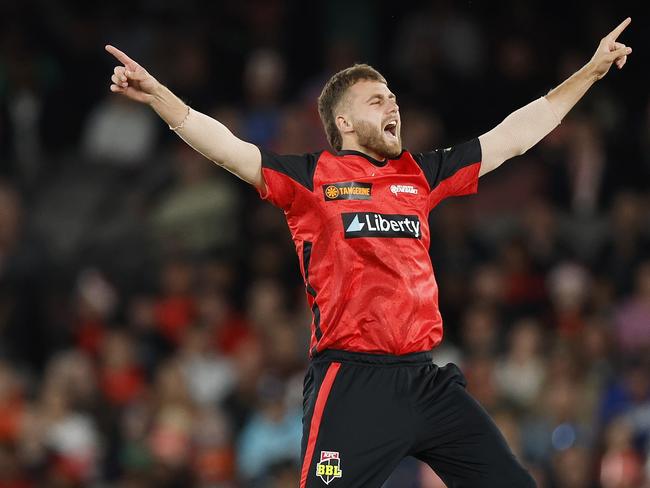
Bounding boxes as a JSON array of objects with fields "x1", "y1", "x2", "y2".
[{"x1": 353, "y1": 119, "x2": 402, "y2": 160}]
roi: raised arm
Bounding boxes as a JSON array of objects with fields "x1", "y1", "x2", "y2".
[
  {"x1": 478, "y1": 17, "x2": 632, "y2": 177},
  {"x1": 105, "y1": 45, "x2": 263, "y2": 189}
]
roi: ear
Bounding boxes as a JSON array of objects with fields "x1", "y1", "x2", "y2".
[{"x1": 336, "y1": 114, "x2": 354, "y2": 135}]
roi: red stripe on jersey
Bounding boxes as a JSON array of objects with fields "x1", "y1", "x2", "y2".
[
  {"x1": 429, "y1": 161, "x2": 481, "y2": 209},
  {"x1": 300, "y1": 362, "x2": 342, "y2": 488}
]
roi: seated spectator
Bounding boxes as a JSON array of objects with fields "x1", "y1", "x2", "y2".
[{"x1": 236, "y1": 375, "x2": 302, "y2": 482}]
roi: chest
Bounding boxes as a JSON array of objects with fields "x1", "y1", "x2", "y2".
[{"x1": 311, "y1": 157, "x2": 429, "y2": 217}]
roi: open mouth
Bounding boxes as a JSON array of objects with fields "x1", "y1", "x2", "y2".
[{"x1": 384, "y1": 121, "x2": 398, "y2": 139}]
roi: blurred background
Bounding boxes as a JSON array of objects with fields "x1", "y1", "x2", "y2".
[{"x1": 0, "y1": 0, "x2": 649, "y2": 486}]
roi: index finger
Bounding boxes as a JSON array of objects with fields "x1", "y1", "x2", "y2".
[
  {"x1": 607, "y1": 17, "x2": 631, "y2": 41},
  {"x1": 105, "y1": 44, "x2": 136, "y2": 68}
]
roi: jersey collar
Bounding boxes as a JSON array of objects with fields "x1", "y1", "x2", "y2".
[{"x1": 337, "y1": 149, "x2": 406, "y2": 167}]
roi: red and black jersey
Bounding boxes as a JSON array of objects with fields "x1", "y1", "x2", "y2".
[{"x1": 256, "y1": 139, "x2": 482, "y2": 357}]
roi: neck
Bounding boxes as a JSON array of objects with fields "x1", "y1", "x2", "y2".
[{"x1": 340, "y1": 141, "x2": 385, "y2": 161}]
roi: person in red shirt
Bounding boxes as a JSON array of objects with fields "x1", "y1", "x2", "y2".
[{"x1": 105, "y1": 17, "x2": 632, "y2": 487}]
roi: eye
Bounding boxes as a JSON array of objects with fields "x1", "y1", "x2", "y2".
[{"x1": 371, "y1": 100, "x2": 381, "y2": 105}]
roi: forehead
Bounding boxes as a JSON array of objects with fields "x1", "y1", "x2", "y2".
[{"x1": 346, "y1": 79, "x2": 393, "y2": 102}]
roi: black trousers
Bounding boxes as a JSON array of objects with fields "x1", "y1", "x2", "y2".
[{"x1": 299, "y1": 349, "x2": 536, "y2": 488}]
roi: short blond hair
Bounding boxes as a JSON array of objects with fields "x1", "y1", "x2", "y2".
[{"x1": 317, "y1": 64, "x2": 387, "y2": 151}]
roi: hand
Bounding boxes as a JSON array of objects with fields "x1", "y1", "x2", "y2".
[
  {"x1": 589, "y1": 17, "x2": 633, "y2": 81},
  {"x1": 105, "y1": 44, "x2": 159, "y2": 104}
]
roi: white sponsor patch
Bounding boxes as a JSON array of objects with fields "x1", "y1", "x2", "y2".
[
  {"x1": 390, "y1": 184, "x2": 418, "y2": 195},
  {"x1": 343, "y1": 212, "x2": 421, "y2": 239}
]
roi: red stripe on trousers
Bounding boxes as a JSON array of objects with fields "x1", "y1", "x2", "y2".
[{"x1": 299, "y1": 361, "x2": 341, "y2": 488}]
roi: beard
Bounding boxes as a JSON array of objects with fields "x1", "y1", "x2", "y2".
[{"x1": 353, "y1": 119, "x2": 402, "y2": 159}]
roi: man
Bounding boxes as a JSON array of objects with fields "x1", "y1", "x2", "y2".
[{"x1": 106, "y1": 17, "x2": 632, "y2": 488}]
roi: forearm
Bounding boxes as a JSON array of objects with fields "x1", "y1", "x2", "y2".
[
  {"x1": 149, "y1": 83, "x2": 263, "y2": 188},
  {"x1": 149, "y1": 82, "x2": 190, "y2": 128},
  {"x1": 545, "y1": 60, "x2": 599, "y2": 120},
  {"x1": 476, "y1": 13, "x2": 633, "y2": 178}
]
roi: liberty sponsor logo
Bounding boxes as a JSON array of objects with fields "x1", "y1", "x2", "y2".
[
  {"x1": 323, "y1": 182, "x2": 372, "y2": 201},
  {"x1": 316, "y1": 451, "x2": 343, "y2": 484},
  {"x1": 342, "y1": 212, "x2": 421, "y2": 239},
  {"x1": 390, "y1": 184, "x2": 418, "y2": 195}
]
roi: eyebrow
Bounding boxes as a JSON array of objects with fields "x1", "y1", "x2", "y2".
[{"x1": 365, "y1": 93, "x2": 397, "y2": 103}]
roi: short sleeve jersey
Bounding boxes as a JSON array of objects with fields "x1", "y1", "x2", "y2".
[{"x1": 256, "y1": 139, "x2": 482, "y2": 357}]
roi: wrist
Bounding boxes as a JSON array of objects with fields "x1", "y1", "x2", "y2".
[
  {"x1": 169, "y1": 106, "x2": 191, "y2": 131},
  {"x1": 582, "y1": 59, "x2": 601, "y2": 83},
  {"x1": 147, "y1": 79, "x2": 165, "y2": 107}
]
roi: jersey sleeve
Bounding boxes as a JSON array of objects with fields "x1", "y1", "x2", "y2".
[
  {"x1": 256, "y1": 147, "x2": 320, "y2": 210},
  {"x1": 412, "y1": 138, "x2": 482, "y2": 208}
]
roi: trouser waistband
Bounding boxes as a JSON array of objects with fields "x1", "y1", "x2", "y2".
[{"x1": 311, "y1": 349, "x2": 433, "y2": 365}]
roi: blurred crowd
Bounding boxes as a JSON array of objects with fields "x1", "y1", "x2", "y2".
[{"x1": 1, "y1": 1, "x2": 649, "y2": 487}]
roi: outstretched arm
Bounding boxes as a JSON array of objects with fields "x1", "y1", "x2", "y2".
[
  {"x1": 478, "y1": 17, "x2": 632, "y2": 177},
  {"x1": 105, "y1": 45, "x2": 264, "y2": 189}
]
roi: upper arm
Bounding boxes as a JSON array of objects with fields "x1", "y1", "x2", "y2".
[
  {"x1": 412, "y1": 138, "x2": 482, "y2": 208},
  {"x1": 477, "y1": 128, "x2": 517, "y2": 177}
]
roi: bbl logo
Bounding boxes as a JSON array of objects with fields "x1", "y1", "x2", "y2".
[
  {"x1": 316, "y1": 451, "x2": 343, "y2": 484},
  {"x1": 323, "y1": 182, "x2": 372, "y2": 201}
]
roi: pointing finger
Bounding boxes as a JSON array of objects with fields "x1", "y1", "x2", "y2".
[
  {"x1": 607, "y1": 17, "x2": 631, "y2": 41},
  {"x1": 105, "y1": 44, "x2": 136, "y2": 68}
]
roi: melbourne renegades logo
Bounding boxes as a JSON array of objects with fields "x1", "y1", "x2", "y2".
[{"x1": 316, "y1": 450, "x2": 343, "y2": 484}]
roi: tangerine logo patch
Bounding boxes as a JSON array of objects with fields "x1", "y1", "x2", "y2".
[
  {"x1": 316, "y1": 451, "x2": 343, "y2": 484},
  {"x1": 325, "y1": 186, "x2": 340, "y2": 199},
  {"x1": 323, "y1": 182, "x2": 372, "y2": 201}
]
